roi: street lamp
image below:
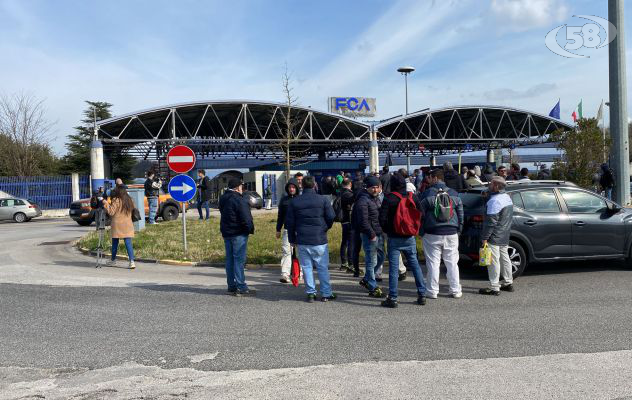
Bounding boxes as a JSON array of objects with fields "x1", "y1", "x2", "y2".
[
  {"x1": 398, "y1": 66, "x2": 415, "y2": 173},
  {"x1": 397, "y1": 66, "x2": 415, "y2": 115}
]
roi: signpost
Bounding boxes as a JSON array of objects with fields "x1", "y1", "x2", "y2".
[
  {"x1": 166, "y1": 145, "x2": 196, "y2": 256},
  {"x1": 167, "y1": 145, "x2": 196, "y2": 174}
]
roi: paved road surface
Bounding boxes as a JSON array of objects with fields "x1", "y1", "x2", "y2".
[{"x1": 1, "y1": 219, "x2": 631, "y2": 399}]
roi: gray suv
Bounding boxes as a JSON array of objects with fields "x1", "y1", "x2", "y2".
[
  {"x1": 0, "y1": 198, "x2": 42, "y2": 223},
  {"x1": 459, "y1": 181, "x2": 632, "y2": 277}
]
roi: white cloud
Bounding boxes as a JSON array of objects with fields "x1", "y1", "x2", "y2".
[{"x1": 490, "y1": 0, "x2": 569, "y2": 32}]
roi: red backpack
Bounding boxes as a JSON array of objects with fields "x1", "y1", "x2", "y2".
[{"x1": 391, "y1": 192, "x2": 422, "y2": 236}]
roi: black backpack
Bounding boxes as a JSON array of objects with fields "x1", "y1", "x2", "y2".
[{"x1": 333, "y1": 195, "x2": 344, "y2": 222}]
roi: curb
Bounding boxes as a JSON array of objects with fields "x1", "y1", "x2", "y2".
[{"x1": 75, "y1": 243, "x2": 281, "y2": 269}]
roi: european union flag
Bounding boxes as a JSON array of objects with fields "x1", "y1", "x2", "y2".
[{"x1": 549, "y1": 100, "x2": 560, "y2": 119}]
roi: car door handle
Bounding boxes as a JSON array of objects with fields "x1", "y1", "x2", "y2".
[
  {"x1": 524, "y1": 220, "x2": 537, "y2": 226},
  {"x1": 575, "y1": 221, "x2": 585, "y2": 226}
]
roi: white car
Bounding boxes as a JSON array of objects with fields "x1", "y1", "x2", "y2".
[{"x1": 0, "y1": 198, "x2": 42, "y2": 222}]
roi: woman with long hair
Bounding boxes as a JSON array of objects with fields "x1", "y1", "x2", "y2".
[{"x1": 103, "y1": 185, "x2": 136, "y2": 269}]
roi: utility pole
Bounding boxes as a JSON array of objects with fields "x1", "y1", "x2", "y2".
[{"x1": 608, "y1": 0, "x2": 630, "y2": 205}]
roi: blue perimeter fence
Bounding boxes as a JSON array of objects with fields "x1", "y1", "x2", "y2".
[{"x1": 0, "y1": 175, "x2": 91, "y2": 210}]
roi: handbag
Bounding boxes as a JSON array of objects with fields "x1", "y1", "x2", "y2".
[
  {"x1": 131, "y1": 208, "x2": 141, "y2": 222},
  {"x1": 479, "y1": 243, "x2": 492, "y2": 267},
  {"x1": 290, "y1": 247, "x2": 301, "y2": 287}
]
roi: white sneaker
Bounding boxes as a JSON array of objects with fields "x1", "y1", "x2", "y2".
[
  {"x1": 452, "y1": 292, "x2": 463, "y2": 299},
  {"x1": 106, "y1": 259, "x2": 117, "y2": 267},
  {"x1": 426, "y1": 293, "x2": 438, "y2": 299},
  {"x1": 128, "y1": 261, "x2": 136, "y2": 269}
]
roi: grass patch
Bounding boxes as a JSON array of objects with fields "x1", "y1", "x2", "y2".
[{"x1": 78, "y1": 215, "x2": 424, "y2": 264}]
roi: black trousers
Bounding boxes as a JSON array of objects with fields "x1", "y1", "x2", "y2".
[
  {"x1": 351, "y1": 227, "x2": 362, "y2": 272},
  {"x1": 340, "y1": 223, "x2": 353, "y2": 266}
]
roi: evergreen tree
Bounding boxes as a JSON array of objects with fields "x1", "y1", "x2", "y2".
[{"x1": 60, "y1": 101, "x2": 136, "y2": 181}]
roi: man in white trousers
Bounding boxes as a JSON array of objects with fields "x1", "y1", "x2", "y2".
[
  {"x1": 479, "y1": 176, "x2": 514, "y2": 295},
  {"x1": 419, "y1": 169, "x2": 464, "y2": 299},
  {"x1": 275, "y1": 179, "x2": 299, "y2": 283}
]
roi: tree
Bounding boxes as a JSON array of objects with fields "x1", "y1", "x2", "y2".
[
  {"x1": 60, "y1": 101, "x2": 136, "y2": 182},
  {"x1": 280, "y1": 63, "x2": 299, "y2": 183},
  {"x1": 0, "y1": 92, "x2": 59, "y2": 176},
  {"x1": 550, "y1": 118, "x2": 611, "y2": 188}
]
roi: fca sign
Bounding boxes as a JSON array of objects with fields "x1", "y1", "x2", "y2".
[{"x1": 335, "y1": 97, "x2": 371, "y2": 112}]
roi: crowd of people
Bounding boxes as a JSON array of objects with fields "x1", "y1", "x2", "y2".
[{"x1": 218, "y1": 162, "x2": 531, "y2": 306}]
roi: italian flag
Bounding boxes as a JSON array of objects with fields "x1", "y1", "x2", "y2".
[{"x1": 571, "y1": 99, "x2": 583, "y2": 122}]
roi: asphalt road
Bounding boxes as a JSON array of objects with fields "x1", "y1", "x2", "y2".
[{"x1": 1, "y1": 218, "x2": 632, "y2": 399}]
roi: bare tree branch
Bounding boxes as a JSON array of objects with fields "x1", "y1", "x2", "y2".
[
  {"x1": 0, "y1": 92, "x2": 55, "y2": 176},
  {"x1": 280, "y1": 62, "x2": 299, "y2": 182}
]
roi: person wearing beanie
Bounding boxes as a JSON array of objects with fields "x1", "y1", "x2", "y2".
[
  {"x1": 219, "y1": 177, "x2": 255, "y2": 296},
  {"x1": 285, "y1": 176, "x2": 337, "y2": 303},
  {"x1": 276, "y1": 178, "x2": 299, "y2": 283},
  {"x1": 378, "y1": 172, "x2": 427, "y2": 308},
  {"x1": 353, "y1": 175, "x2": 385, "y2": 298},
  {"x1": 338, "y1": 178, "x2": 356, "y2": 274}
]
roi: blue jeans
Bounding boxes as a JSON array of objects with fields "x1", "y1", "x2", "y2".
[
  {"x1": 362, "y1": 233, "x2": 384, "y2": 291},
  {"x1": 111, "y1": 238, "x2": 134, "y2": 261},
  {"x1": 197, "y1": 200, "x2": 210, "y2": 219},
  {"x1": 605, "y1": 187, "x2": 613, "y2": 200},
  {"x1": 297, "y1": 244, "x2": 332, "y2": 297},
  {"x1": 387, "y1": 236, "x2": 426, "y2": 300},
  {"x1": 148, "y1": 197, "x2": 158, "y2": 224},
  {"x1": 224, "y1": 235, "x2": 249, "y2": 291}
]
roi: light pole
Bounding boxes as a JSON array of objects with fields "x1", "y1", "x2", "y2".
[{"x1": 398, "y1": 66, "x2": 415, "y2": 172}]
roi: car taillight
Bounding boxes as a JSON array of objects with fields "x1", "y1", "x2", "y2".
[
  {"x1": 28, "y1": 205, "x2": 36, "y2": 208},
  {"x1": 470, "y1": 215, "x2": 484, "y2": 223}
]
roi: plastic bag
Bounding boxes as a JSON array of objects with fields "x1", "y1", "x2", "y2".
[{"x1": 479, "y1": 243, "x2": 492, "y2": 267}]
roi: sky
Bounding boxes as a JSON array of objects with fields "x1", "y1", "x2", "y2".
[{"x1": 0, "y1": 0, "x2": 627, "y2": 155}]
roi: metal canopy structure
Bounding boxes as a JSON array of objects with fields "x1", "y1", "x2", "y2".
[
  {"x1": 96, "y1": 100, "x2": 371, "y2": 160},
  {"x1": 375, "y1": 105, "x2": 574, "y2": 154},
  {"x1": 96, "y1": 102, "x2": 574, "y2": 160}
]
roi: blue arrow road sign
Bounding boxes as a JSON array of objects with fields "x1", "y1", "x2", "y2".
[{"x1": 168, "y1": 174, "x2": 196, "y2": 202}]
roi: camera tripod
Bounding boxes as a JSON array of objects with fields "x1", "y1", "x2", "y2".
[{"x1": 94, "y1": 208, "x2": 107, "y2": 268}]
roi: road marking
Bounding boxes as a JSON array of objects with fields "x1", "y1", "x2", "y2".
[{"x1": 168, "y1": 156, "x2": 194, "y2": 163}]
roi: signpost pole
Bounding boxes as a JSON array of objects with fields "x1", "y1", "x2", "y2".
[{"x1": 182, "y1": 202, "x2": 188, "y2": 255}]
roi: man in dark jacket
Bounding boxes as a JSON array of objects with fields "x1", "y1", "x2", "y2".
[
  {"x1": 338, "y1": 179, "x2": 356, "y2": 274},
  {"x1": 419, "y1": 169, "x2": 464, "y2": 299},
  {"x1": 599, "y1": 163, "x2": 615, "y2": 200},
  {"x1": 352, "y1": 171, "x2": 364, "y2": 196},
  {"x1": 196, "y1": 169, "x2": 212, "y2": 220},
  {"x1": 353, "y1": 175, "x2": 384, "y2": 297},
  {"x1": 479, "y1": 176, "x2": 514, "y2": 296},
  {"x1": 443, "y1": 162, "x2": 465, "y2": 192},
  {"x1": 378, "y1": 172, "x2": 427, "y2": 308},
  {"x1": 537, "y1": 165, "x2": 551, "y2": 180},
  {"x1": 219, "y1": 177, "x2": 255, "y2": 296},
  {"x1": 379, "y1": 166, "x2": 392, "y2": 194},
  {"x1": 276, "y1": 179, "x2": 299, "y2": 283},
  {"x1": 144, "y1": 171, "x2": 161, "y2": 224},
  {"x1": 285, "y1": 176, "x2": 336, "y2": 303}
]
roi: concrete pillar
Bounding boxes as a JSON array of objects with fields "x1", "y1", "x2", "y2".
[
  {"x1": 90, "y1": 138, "x2": 105, "y2": 193},
  {"x1": 369, "y1": 128, "x2": 379, "y2": 174},
  {"x1": 429, "y1": 155, "x2": 437, "y2": 167},
  {"x1": 609, "y1": 0, "x2": 630, "y2": 205},
  {"x1": 127, "y1": 188, "x2": 146, "y2": 232},
  {"x1": 406, "y1": 155, "x2": 411, "y2": 174},
  {"x1": 486, "y1": 149, "x2": 495, "y2": 164},
  {"x1": 71, "y1": 173, "x2": 80, "y2": 202}
]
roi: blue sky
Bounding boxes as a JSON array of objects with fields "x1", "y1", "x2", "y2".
[{"x1": 0, "y1": 0, "x2": 627, "y2": 154}]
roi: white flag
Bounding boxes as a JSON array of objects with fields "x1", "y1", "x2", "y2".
[{"x1": 596, "y1": 100, "x2": 604, "y2": 122}]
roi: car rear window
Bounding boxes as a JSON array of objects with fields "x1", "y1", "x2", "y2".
[{"x1": 460, "y1": 193, "x2": 485, "y2": 210}]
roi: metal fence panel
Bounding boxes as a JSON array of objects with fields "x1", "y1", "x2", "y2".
[{"x1": 0, "y1": 175, "x2": 91, "y2": 209}]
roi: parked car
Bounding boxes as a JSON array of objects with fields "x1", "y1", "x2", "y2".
[
  {"x1": 69, "y1": 185, "x2": 182, "y2": 226},
  {"x1": 459, "y1": 180, "x2": 632, "y2": 278},
  {"x1": 0, "y1": 198, "x2": 42, "y2": 223},
  {"x1": 243, "y1": 191, "x2": 263, "y2": 209}
]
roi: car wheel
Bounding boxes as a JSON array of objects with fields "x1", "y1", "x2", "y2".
[
  {"x1": 508, "y1": 240, "x2": 528, "y2": 278},
  {"x1": 77, "y1": 220, "x2": 93, "y2": 226},
  {"x1": 161, "y1": 204, "x2": 179, "y2": 221},
  {"x1": 13, "y1": 212, "x2": 27, "y2": 223}
]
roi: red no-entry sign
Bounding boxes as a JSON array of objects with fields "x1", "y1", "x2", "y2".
[{"x1": 167, "y1": 145, "x2": 196, "y2": 173}]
